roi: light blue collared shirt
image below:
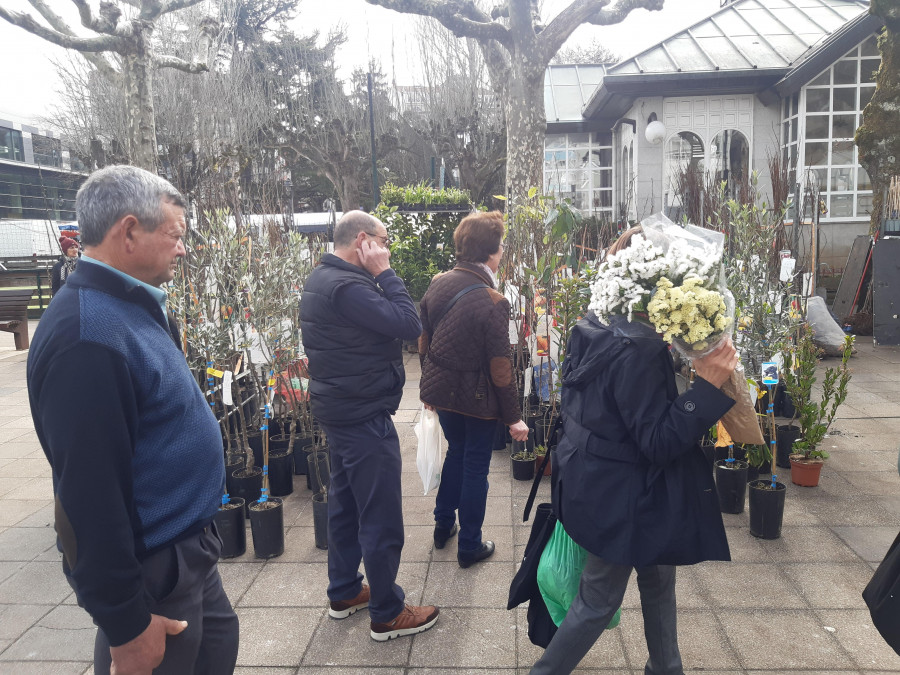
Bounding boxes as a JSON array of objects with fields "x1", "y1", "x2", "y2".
[{"x1": 80, "y1": 254, "x2": 168, "y2": 313}]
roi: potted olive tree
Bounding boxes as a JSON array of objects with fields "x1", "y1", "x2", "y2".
[{"x1": 782, "y1": 331, "x2": 854, "y2": 487}]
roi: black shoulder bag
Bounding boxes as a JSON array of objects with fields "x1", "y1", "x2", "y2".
[{"x1": 507, "y1": 414, "x2": 563, "y2": 648}]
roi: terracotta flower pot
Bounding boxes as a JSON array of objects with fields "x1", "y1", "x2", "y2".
[{"x1": 789, "y1": 455, "x2": 824, "y2": 487}]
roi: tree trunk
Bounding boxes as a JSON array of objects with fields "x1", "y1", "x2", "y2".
[
  {"x1": 857, "y1": 6, "x2": 900, "y2": 234},
  {"x1": 339, "y1": 170, "x2": 362, "y2": 212},
  {"x1": 504, "y1": 64, "x2": 545, "y2": 207},
  {"x1": 122, "y1": 37, "x2": 159, "y2": 171}
]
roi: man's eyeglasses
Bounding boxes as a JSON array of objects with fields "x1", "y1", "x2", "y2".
[{"x1": 365, "y1": 231, "x2": 391, "y2": 246}]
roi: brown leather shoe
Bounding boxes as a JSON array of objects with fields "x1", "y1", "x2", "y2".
[
  {"x1": 370, "y1": 604, "x2": 439, "y2": 641},
  {"x1": 329, "y1": 584, "x2": 370, "y2": 619}
]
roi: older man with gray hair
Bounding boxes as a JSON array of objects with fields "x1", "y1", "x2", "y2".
[
  {"x1": 27, "y1": 165, "x2": 238, "y2": 674},
  {"x1": 301, "y1": 210, "x2": 439, "y2": 641}
]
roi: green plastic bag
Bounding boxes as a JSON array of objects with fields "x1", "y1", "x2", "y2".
[{"x1": 537, "y1": 520, "x2": 622, "y2": 629}]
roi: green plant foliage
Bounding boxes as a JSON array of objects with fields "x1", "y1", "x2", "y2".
[
  {"x1": 782, "y1": 331, "x2": 854, "y2": 459},
  {"x1": 743, "y1": 443, "x2": 771, "y2": 469},
  {"x1": 379, "y1": 180, "x2": 471, "y2": 208},
  {"x1": 372, "y1": 203, "x2": 457, "y2": 301},
  {"x1": 724, "y1": 183, "x2": 800, "y2": 376}
]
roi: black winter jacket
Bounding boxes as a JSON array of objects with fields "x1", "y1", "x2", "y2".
[
  {"x1": 300, "y1": 254, "x2": 418, "y2": 425},
  {"x1": 553, "y1": 313, "x2": 735, "y2": 567}
]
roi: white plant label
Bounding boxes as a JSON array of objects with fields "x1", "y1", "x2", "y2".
[{"x1": 222, "y1": 371, "x2": 234, "y2": 406}]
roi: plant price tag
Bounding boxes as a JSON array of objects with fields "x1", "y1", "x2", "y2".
[
  {"x1": 222, "y1": 371, "x2": 233, "y2": 406},
  {"x1": 761, "y1": 361, "x2": 779, "y2": 386},
  {"x1": 206, "y1": 367, "x2": 224, "y2": 378}
]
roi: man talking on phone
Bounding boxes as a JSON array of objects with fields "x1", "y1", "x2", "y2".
[{"x1": 300, "y1": 210, "x2": 439, "y2": 642}]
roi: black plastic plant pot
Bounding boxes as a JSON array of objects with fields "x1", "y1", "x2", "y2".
[
  {"x1": 214, "y1": 498, "x2": 246, "y2": 559},
  {"x1": 748, "y1": 480, "x2": 786, "y2": 539},
  {"x1": 781, "y1": 391, "x2": 796, "y2": 420},
  {"x1": 249, "y1": 497, "x2": 284, "y2": 559},
  {"x1": 307, "y1": 451, "x2": 331, "y2": 494},
  {"x1": 231, "y1": 467, "x2": 262, "y2": 516},
  {"x1": 776, "y1": 424, "x2": 801, "y2": 469},
  {"x1": 714, "y1": 460, "x2": 749, "y2": 514},
  {"x1": 293, "y1": 434, "x2": 315, "y2": 474},
  {"x1": 268, "y1": 449, "x2": 294, "y2": 497},
  {"x1": 512, "y1": 456, "x2": 535, "y2": 481},
  {"x1": 268, "y1": 433, "x2": 291, "y2": 453},
  {"x1": 312, "y1": 492, "x2": 328, "y2": 550},
  {"x1": 224, "y1": 454, "x2": 245, "y2": 497}
]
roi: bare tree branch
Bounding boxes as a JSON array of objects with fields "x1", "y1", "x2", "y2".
[
  {"x1": 22, "y1": 0, "x2": 119, "y2": 75},
  {"x1": 137, "y1": 0, "x2": 206, "y2": 21},
  {"x1": 586, "y1": 0, "x2": 664, "y2": 26},
  {"x1": 153, "y1": 53, "x2": 209, "y2": 73},
  {"x1": 0, "y1": 7, "x2": 123, "y2": 52},
  {"x1": 366, "y1": 0, "x2": 512, "y2": 47},
  {"x1": 540, "y1": 0, "x2": 611, "y2": 62}
]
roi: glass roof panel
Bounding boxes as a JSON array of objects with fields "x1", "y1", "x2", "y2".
[
  {"x1": 765, "y1": 34, "x2": 807, "y2": 61},
  {"x1": 551, "y1": 85, "x2": 584, "y2": 121},
  {"x1": 666, "y1": 36, "x2": 713, "y2": 71},
  {"x1": 735, "y1": 6, "x2": 792, "y2": 35},
  {"x1": 577, "y1": 66, "x2": 606, "y2": 85},
  {"x1": 544, "y1": 86, "x2": 556, "y2": 120},
  {"x1": 637, "y1": 47, "x2": 677, "y2": 73},
  {"x1": 690, "y1": 22, "x2": 721, "y2": 39},
  {"x1": 614, "y1": 62, "x2": 641, "y2": 75},
  {"x1": 550, "y1": 67, "x2": 579, "y2": 86},
  {"x1": 733, "y1": 35, "x2": 784, "y2": 66},
  {"x1": 773, "y1": 7, "x2": 821, "y2": 34},
  {"x1": 805, "y1": 7, "x2": 852, "y2": 32},
  {"x1": 715, "y1": 10, "x2": 755, "y2": 36},
  {"x1": 696, "y1": 36, "x2": 752, "y2": 70}
]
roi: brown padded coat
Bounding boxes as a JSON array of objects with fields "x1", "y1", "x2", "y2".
[{"x1": 418, "y1": 262, "x2": 520, "y2": 425}]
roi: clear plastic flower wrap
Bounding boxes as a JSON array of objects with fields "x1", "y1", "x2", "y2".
[{"x1": 589, "y1": 213, "x2": 734, "y2": 359}]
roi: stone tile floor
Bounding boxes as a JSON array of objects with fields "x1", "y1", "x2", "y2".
[{"x1": 0, "y1": 321, "x2": 899, "y2": 673}]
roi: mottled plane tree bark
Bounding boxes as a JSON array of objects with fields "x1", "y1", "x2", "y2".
[
  {"x1": 856, "y1": 0, "x2": 900, "y2": 234},
  {"x1": 366, "y1": 0, "x2": 664, "y2": 206},
  {"x1": 0, "y1": 0, "x2": 218, "y2": 170}
]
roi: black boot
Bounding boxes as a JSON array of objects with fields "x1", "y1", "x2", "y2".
[
  {"x1": 433, "y1": 523, "x2": 458, "y2": 549},
  {"x1": 458, "y1": 541, "x2": 495, "y2": 568}
]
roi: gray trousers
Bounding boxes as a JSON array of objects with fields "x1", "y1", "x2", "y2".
[
  {"x1": 530, "y1": 553, "x2": 683, "y2": 675},
  {"x1": 92, "y1": 525, "x2": 239, "y2": 675}
]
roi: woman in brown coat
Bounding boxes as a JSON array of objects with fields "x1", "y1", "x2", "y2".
[{"x1": 418, "y1": 211, "x2": 529, "y2": 568}]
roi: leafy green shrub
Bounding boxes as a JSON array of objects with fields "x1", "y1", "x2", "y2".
[
  {"x1": 380, "y1": 180, "x2": 471, "y2": 208},
  {"x1": 372, "y1": 203, "x2": 458, "y2": 301}
]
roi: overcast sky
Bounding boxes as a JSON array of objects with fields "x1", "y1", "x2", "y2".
[{"x1": 0, "y1": 0, "x2": 719, "y2": 121}]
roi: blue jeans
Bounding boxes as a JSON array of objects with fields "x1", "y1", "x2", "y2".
[
  {"x1": 322, "y1": 414, "x2": 406, "y2": 623},
  {"x1": 434, "y1": 410, "x2": 497, "y2": 552}
]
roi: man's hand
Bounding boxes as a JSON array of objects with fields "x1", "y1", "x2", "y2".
[
  {"x1": 109, "y1": 614, "x2": 188, "y2": 675},
  {"x1": 693, "y1": 336, "x2": 739, "y2": 389},
  {"x1": 358, "y1": 239, "x2": 390, "y2": 277},
  {"x1": 509, "y1": 420, "x2": 530, "y2": 442}
]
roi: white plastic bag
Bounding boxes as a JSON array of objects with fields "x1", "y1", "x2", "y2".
[{"x1": 415, "y1": 406, "x2": 444, "y2": 495}]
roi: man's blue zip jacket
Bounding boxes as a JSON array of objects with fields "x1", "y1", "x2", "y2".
[{"x1": 26, "y1": 259, "x2": 224, "y2": 646}]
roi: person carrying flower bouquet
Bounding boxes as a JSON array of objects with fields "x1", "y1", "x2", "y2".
[{"x1": 529, "y1": 224, "x2": 739, "y2": 675}]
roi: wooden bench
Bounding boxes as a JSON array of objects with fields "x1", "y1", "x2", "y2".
[{"x1": 0, "y1": 288, "x2": 34, "y2": 350}]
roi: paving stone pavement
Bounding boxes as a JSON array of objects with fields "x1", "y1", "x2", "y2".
[{"x1": 0, "y1": 321, "x2": 899, "y2": 673}]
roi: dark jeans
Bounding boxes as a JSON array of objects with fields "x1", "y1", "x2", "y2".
[
  {"x1": 322, "y1": 413, "x2": 406, "y2": 623},
  {"x1": 93, "y1": 525, "x2": 239, "y2": 675},
  {"x1": 433, "y1": 410, "x2": 497, "y2": 552},
  {"x1": 530, "y1": 554, "x2": 683, "y2": 675}
]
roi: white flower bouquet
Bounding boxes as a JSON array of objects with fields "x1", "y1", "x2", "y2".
[{"x1": 588, "y1": 213, "x2": 734, "y2": 358}]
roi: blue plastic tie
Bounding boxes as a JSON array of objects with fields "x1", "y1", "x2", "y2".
[
  {"x1": 262, "y1": 465, "x2": 268, "y2": 475},
  {"x1": 726, "y1": 457, "x2": 734, "y2": 464},
  {"x1": 221, "y1": 493, "x2": 229, "y2": 505},
  {"x1": 260, "y1": 424, "x2": 268, "y2": 431},
  {"x1": 209, "y1": 401, "x2": 215, "y2": 406}
]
